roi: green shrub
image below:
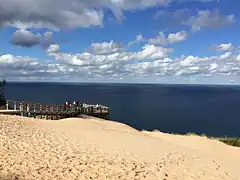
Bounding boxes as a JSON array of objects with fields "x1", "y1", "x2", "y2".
[{"x1": 218, "y1": 138, "x2": 240, "y2": 147}]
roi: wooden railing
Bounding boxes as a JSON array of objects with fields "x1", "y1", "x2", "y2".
[
  {"x1": 5, "y1": 100, "x2": 109, "y2": 114},
  {"x1": 1, "y1": 100, "x2": 110, "y2": 120}
]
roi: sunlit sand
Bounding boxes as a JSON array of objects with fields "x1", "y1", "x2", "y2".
[{"x1": 0, "y1": 115, "x2": 239, "y2": 180}]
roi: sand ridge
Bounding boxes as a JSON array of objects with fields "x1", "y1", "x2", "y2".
[{"x1": 0, "y1": 115, "x2": 239, "y2": 180}]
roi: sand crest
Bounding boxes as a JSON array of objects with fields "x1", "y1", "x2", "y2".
[{"x1": 0, "y1": 115, "x2": 239, "y2": 180}]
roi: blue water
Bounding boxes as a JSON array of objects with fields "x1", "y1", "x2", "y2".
[{"x1": 4, "y1": 82, "x2": 240, "y2": 137}]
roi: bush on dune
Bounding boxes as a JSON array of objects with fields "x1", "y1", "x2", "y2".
[
  {"x1": 184, "y1": 132, "x2": 240, "y2": 147},
  {"x1": 218, "y1": 138, "x2": 240, "y2": 147}
]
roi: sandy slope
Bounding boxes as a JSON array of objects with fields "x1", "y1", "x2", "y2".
[{"x1": 0, "y1": 115, "x2": 239, "y2": 180}]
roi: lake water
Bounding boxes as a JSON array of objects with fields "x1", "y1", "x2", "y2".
[{"x1": 4, "y1": 82, "x2": 240, "y2": 137}]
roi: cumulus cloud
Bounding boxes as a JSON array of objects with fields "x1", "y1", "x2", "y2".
[
  {"x1": 1, "y1": 2, "x2": 104, "y2": 30},
  {"x1": 133, "y1": 44, "x2": 172, "y2": 60},
  {"x1": 0, "y1": 54, "x2": 32, "y2": 65},
  {"x1": 213, "y1": 43, "x2": 234, "y2": 52},
  {"x1": 0, "y1": 0, "x2": 174, "y2": 30},
  {"x1": 10, "y1": 29, "x2": 41, "y2": 47},
  {"x1": 41, "y1": 31, "x2": 54, "y2": 49},
  {"x1": 0, "y1": 0, "x2": 219, "y2": 31},
  {"x1": 154, "y1": 8, "x2": 191, "y2": 20},
  {"x1": 209, "y1": 63, "x2": 218, "y2": 71},
  {"x1": 128, "y1": 34, "x2": 144, "y2": 46},
  {"x1": 46, "y1": 44, "x2": 60, "y2": 54},
  {"x1": 49, "y1": 43, "x2": 172, "y2": 67},
  {"x1": 53, "y1": 51, "x2": 240, "y2": 80},
  {"x1": 168, "y1": 31, "x2": 188, "y2": 44},
  {"x1": 90, "y1": 41, "x2": 124, "y2": 55},
  {"x1": 155, "y1": 9, "x2": 235, "y2": 32},
  {"x1": 184, "y1": 9, "x2": 235, "y2": 32},
  {"x1": 148, "y1": 31, "x2": 188, "y2": 45},
  {"x1": 1, "y1": 47, "x2": 240, "y2": 83},
  {"x1": 10, "y1": 29, "x2": 66, "y2": 50},
  {"x1": 148, "y1": 32, "x2": 168, "y2": 46},
  {"x1": 0, "y1": 53, "x2": 83, "y2": 81},
  {"x1": 127, "y1": 52, "x2": 240, "y2": 78},
  {"x1": 179, "y1": 56, "x2": 197, "y2": 66},
  {"x1": 136, "y1": 35, "x2": 144, "y2": 42}
]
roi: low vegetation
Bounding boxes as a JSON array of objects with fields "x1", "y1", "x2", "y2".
[
  {"x1": 217, "y1": 138, "x2": 240, "y2": 147},
  {"x1": 184, "y1": 132, "x2": 240, "y2": 147}
]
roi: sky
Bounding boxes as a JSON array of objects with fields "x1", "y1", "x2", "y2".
[{"x1": 0, "y1": 0, "x2": 240, "y2": 84}]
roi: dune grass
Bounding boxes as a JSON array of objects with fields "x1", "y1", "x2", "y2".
[
  {"x1": 217, "y1": 138, "x2": 240, "y2": 147},
  {"x1": 145, "y1": 130, "x2": 240, "y2": 147},
  {"x1": 186, "y1": 133, "x2": 240, "y2": 147},
  {"x1": 172, "y1": 132, "x2": 240, "y2": 147}
]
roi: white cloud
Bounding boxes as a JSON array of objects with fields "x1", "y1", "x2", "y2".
[
  {"x1": 43, "y1": 32, "x2": 54, "y2": 43},
  {"x1": 0, "y1": 0, "x2": 218, "y2": 31},
  {"x1": 179, "y1": 56, "x2": 197, "y2": 66},
  {"x1": 0, "y1": 0, "x2": 174, "y2": 30},
  {"x1": 2, "y1": 37, "x2": 240, "y2": 84},
  {"x1": 0, "y1": 54, "x2": 32, "y2": 64},
  {"x1": 168, "y1": 31, "x2": 188, "y2": 44},
  {"x1": 148, "y1": 31, "x2": 188, "y2": 45},
  {"x1": 184, "y1": 9, "x2": 235, "y2": 32},
  {"x1": 136, "y1": 35, "x2": 143, "y2": 42},
  {"x1": 132, "y1": 44, "x2": 172, "y2": 60},
  {"x1": 47, "y1": 44, "x2": 60, "y2": 54},
  {"x1": 236, "y1": 55, "x2": 240, "y2": 61},
  {"x1": 90, "y1": 41, "x2": 124, "y2": 55},
  {"x1": 148, "y1": 32, "x2": 168, "y2": 46},
  {"x1": 154, "y1": 8, "x2": 190, "y2": 20},
  {"x1": 41, "y1": 31, "x2": 54, "y2": 48},
  {"x1": 10, "y1": 29, "x2": 41, "y2": 47},
  {"x1": 128, "y1": 53, "x2": 240, "y2": 78},
  {"x1": 219, "y1": 52, "x2": 232, "y2": 60},
  {"x1": 50, "y1": 43, "x2": 172, "y2": 67},
  {"x1": 214, "y1": 43, "x2": 234, "y2": 52},
  {"x1": 2, "y1": 3, "x2": 104, "y2": 30},
  {"x1": 1, "y1": 51, "x2": 240, "y2": 83},
  {"x1": 155, "y1": 9, "x2": 235, "y2": 32},
  {"x1": 209, "y1": 63, "x2": 218, "y2": 71},
  {"x1": 10, "y1": 29, "x2": 59, "y2": 49},
  {"x1": 128, "y1": 34, "x2": 144, "y2": 46}
]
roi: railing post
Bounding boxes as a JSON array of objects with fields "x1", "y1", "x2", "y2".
[
  {"x1": 14, "y1": 101, "x2": 17, "y2": 110},
  {"x1": 20, "y1": 102, "x2": 24, "y2": 116},
  {"x1": 27, "y1": 104, "x2": 30, "y2": 117},
  {"x1": 6, "y1": 100, "x2": 8, "y2": 110},
  {"x1": 33, "y1": 104, "x2": 36, "y2": 118},
  {"x1": 40, "y1": 104, "x2": 42, "y2": 119},
  {"x1": 51, "y1": 106, "x2": 54, "y2": 120}
]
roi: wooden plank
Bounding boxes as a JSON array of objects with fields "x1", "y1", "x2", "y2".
[{"x1": 0, "y1": 110, "x2": 21, "y2": 113}]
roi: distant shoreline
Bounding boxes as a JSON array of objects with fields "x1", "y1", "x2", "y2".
[{"x1": 4, "y1": 81, "x2": 240, "y2": 87}]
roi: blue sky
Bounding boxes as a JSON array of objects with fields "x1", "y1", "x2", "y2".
[{"x1": 0, "y1": 0, "x2": 240, "y2": 84}]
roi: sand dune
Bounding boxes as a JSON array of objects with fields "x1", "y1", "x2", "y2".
[{"x1": 0, "y1": 115, "x2": 239, "y2": 180}]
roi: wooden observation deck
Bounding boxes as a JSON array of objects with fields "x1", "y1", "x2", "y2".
[{"x1": 0, "y1": 100, "x2": 110, "y2": 120}]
